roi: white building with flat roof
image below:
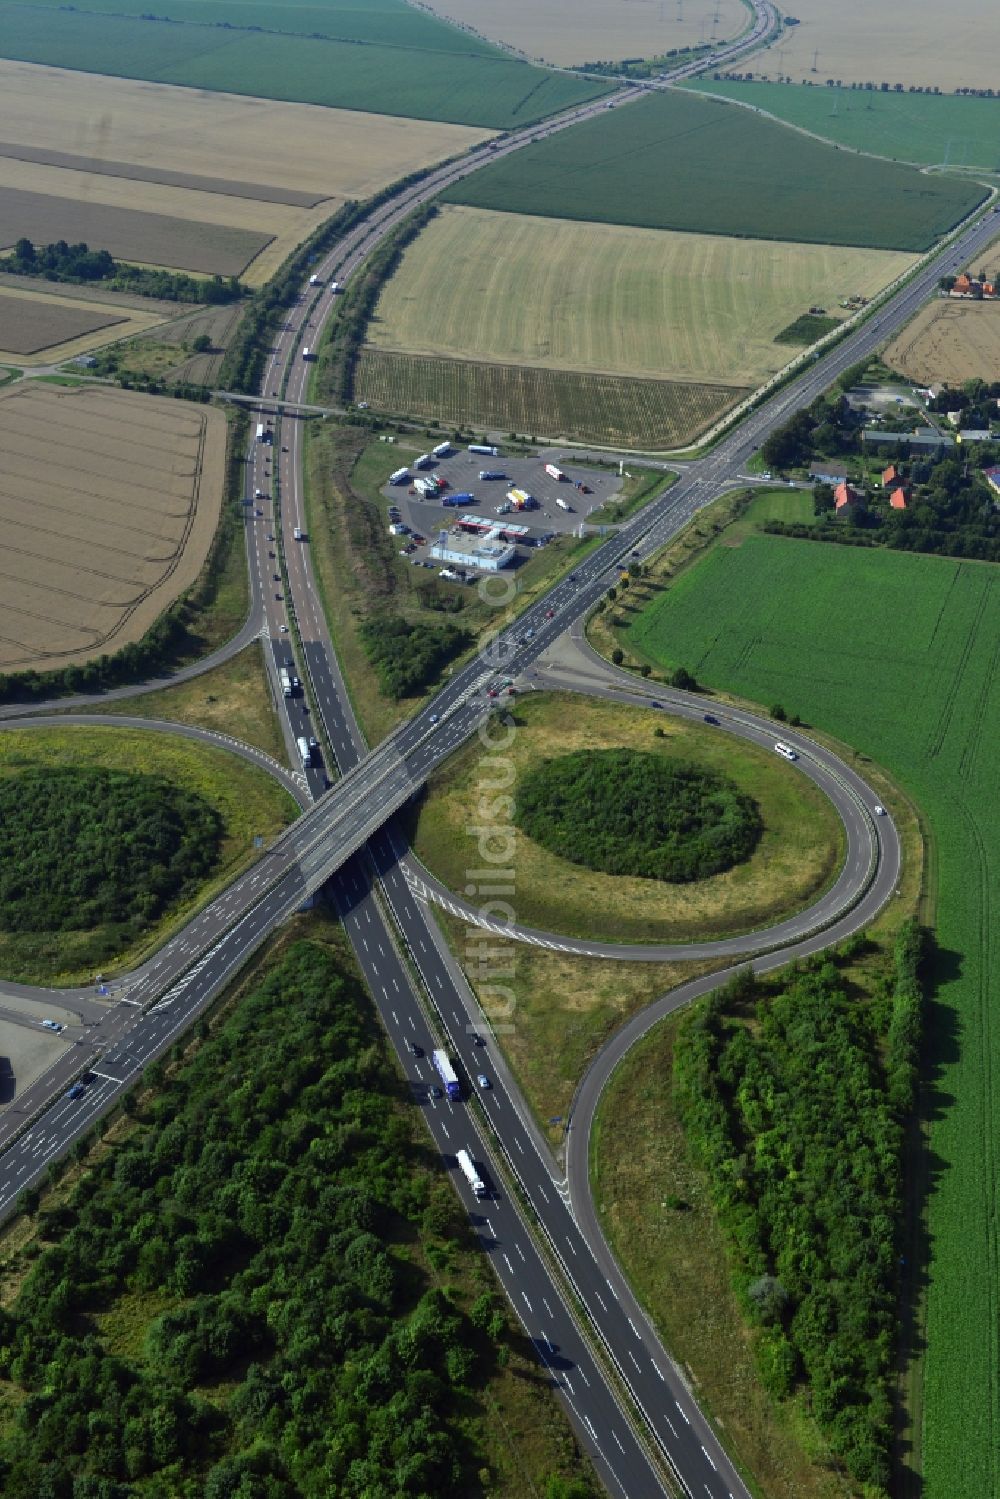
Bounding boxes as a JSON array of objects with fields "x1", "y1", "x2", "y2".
[{"x1": 430, "y1": 526, "x2": 515, "y2": 572}]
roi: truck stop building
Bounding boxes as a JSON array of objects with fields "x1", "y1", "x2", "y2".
[{"x1": 430, "y1": 526, "x2": 515, "y2": 572}]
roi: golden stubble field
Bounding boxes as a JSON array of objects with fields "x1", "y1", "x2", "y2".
[
  {"x1": 367, "y1": 205, "x2": 916, "y2": 386},
  {"x1": 0, "y1": 61, "x2": 492, "y2": 285},
  {"x1": 885, "y1": 299, "x2": 1000, "y2": 386},
  {"x1": 0, "y1": 383, "x2": 225, "y2": 674},
  {"x1": 423, "y1": 0, "x2": 746, "y2": 65},
  {"x1": 756, "y1": 0, "x2": 1000, "y2": 92}
]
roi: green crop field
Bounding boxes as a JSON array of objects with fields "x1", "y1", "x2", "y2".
[
  {"x1": 626, "y1": 535, "x2": 1000, "y2": 1499},
  {"x1": 444, "y1": 89, "x2": 988, "y2": 249},
  {"x1": 0, "y1": 2, "x2": 609, "y2": 128},
  {"x1": 354, "y1": 347, "x2": 744, "y2": 448},
  {"x1": 687, "y1": 80, "x2": 1000, "y2": 169}
]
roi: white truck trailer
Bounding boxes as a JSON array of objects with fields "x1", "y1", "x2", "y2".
[
  {"x1": 457, "y1": 1148, "x2": 487, "y2": 1198},
  {"x1": 431, "y1": 441, "x2": 452, "y2": 458},
  {"x1": 469, "y1": 443, "x2": 499, "y2": 456},
  {"x1": 555, "y1": 496, "x2": 573, "y2": 512},
  {"x1": 389, "y1": 467, "x2": 410, "y2": 485},
  {"x1": 545, "y1": 463, "x2": 566, "y2": 481},
  {"x1": 308, "y1": 273, "x2": 323, "y2": 286}
]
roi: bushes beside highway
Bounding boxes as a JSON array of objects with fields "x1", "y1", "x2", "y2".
[
  {"x1": 0, "y1": 939, "x2": 596, "y2": 1496},
  {"x1": 515, "y1": 749, "x2": 762, "y2": 882},
  {"x1": 674, "y1": 935, "x2": 927, "y2": 1491},
  {"x1": 359, "y1": 612, "x2": 471, "y2": 700}
]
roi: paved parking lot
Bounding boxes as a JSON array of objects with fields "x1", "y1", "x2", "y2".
[
  {"x1": 382, "y1": 447, "x2": 623, "y2": 549},
  {"x1": 0, "y1": 1019, "x2": 69, "y2": 1112}
]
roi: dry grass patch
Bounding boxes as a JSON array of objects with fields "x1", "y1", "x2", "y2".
[
  {"x1": 437, "y1": 909, "x2": 722, "y2": 1138},
  {"x1": 0, "y1": 382, "x2": 224, "y2": 673},
  {"x1": 753, "y1": 0, "x2": 1000, "y2": 92},
  {"x1": 103, "y1": 643, "x2": 287, "y2": 765},
  {"x1": 368, "y1": 207, "x2": 916, "y2": 387},
  {"x1": 409, "y1": 691, "x2": 845, "y2": 944},
  {"x1": 424, "y1": 0, "x2": 746, "y2": 66}
]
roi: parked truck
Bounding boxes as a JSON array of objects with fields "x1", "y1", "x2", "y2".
[
  {"x1": 545, "y1": 463, "x2": 566, "y2": 481},
  {"x1": 479, "y1": 470, "x2": 507, "y2": 481},
  {"x1": 556, "y1": 496, "x2": 573, "y2": 511},
  {"x1": 507, "y1": 487, "x2": 535, "y2": 510},
  {"x1": 444, "y1": 492, "x2": 474, "y2": 506},
  {"x1": 457, "y1": 1148, "x2": 487, "y2": 1198},
  {"x1": 432, "y1": 441, "x2": 452, "y2": 459},
  {"x1": 432, "y1": 1049, "x2": 461, "y2": 1100},
  {"x1": 468, "y1": 444, "x2": 499, "y2": 457},
  {"x1": 415, "y1": 453, "x2": 435, "y2": 470},
  {"x1": 389, "y1": 467, "x2": 410, "y2": 485}
]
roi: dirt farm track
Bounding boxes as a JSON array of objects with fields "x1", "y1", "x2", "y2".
[{"x1": 0, "y1": 383, "x2": 224, "y2": 675}]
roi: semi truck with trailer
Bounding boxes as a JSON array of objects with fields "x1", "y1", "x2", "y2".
[
  {"x1": 308, "y1": 273, "x2": 323, "y2": 286},
  {"x1": 545, "y1": 462, "x2": 566, "y2": 481},
  {"x1": 479, "y1": 470, "x2": 507, "y2": 481},
  {"x1": 556, "y1": 496, "x2": 573, "y2": 511},
  {"x1": 415, "y1": 453, "x2": 435, "y2": 469},
  {"x1": 297, "y1": 735, "x2": 313, "y2": 768},
  {"x1": 431, "y1": 441, "x2": 452, "y2": 458},
  {"x1": 255, "y1": 423, "x2": 265, "y2": 442},
  {"x1": 302, "y1": 346, "x2": 313, "y2": 360},
  {"x1": 444, "y1": 492, "x2": 474, "y2": 506},
  {"x1": 432, "y1": 1049, "x2": 461, "y2": 1100},
  {"x1": 279, "y1": 667, "x2": 293, "y2": 698},
  {"x1": 456, "y1": 1148, "x2": 487, "y2": 1198},
  {"x1": 330, "y1": 281, "x2": 341, "y2": 294},
  {"x1": 469, "y1": 444, "x2": 499, "y2": 457},
  {"x1": 507, "y1": 487, "x2": 535, "y2": 510},
  {"x1": 389, "y1": 467, "x2": 410, "y2": 485}
]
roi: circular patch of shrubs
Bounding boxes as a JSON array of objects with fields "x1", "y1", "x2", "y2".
[
  {"x1": 514, "y1": 748, "x2": 762, "y2": 883},
  {"x1": 0, "y1": 766, "x2": 223, "y2": 933}
]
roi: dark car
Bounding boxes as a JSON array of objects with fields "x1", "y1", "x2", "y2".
[
  {"x1": 704, "y1": 713, "x2": 720, "y2": 725},
  {"x1": 67, "y1": 1083, "x2": 85, "y2": 1100},
  {"x1": 408, "y1": 1041, "x2": 424, "y2": 1058}
]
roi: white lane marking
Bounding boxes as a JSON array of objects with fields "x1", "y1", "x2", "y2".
[
  {"x1": 628, "y1": 1350, "x2": 641, "y2": 1371},
  {"x1": 521, "y1": 1292, "x2": 532, "y2": 1312},
  {"x1": 701, "y1": 1446, "x2": 717, "y2": 1471},
  {"x1": 677, "y1": 1403, "x2": 690, "y2": 1424},
  {"x1": 584, "y1": 1416, "x2": 597, "y2": 1440},
  {"x1": 515, "y1": 1242, "x2": 526, "y2": 1261},
  {"x1": 627, "y1": 1315, "x2": 640, "y2": 1337},
  {"x1": 666, "y1": 1418, "x2": 678, "y2": 1439},
  {"x1": 503, "y1": 1253, "x2": 513, "y2": 1272},
  {"x1": 611, "y1": 1431, "x2": 625, "y2": 1454},
  {"x1": 579, "y1": 1365, "x2": 590, "y2": 1387},
  {"x1": 391, "y1": 1010, "x2": 399, "y2": 1025}
]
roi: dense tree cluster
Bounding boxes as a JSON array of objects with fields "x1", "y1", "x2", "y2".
[
  {"x1": 0, "y1": 768, "x2": 221, "y2": 935},
  {"x1": 674, "y1": 925, "x2": 927, "y2": 1493},
  {"x1": 0, "y1": 942, "x2": 552, "y2": 1497},
  {"x1": 1, "y1": 240, "x2": 240, "y2": 304},
  {"x1": 358, "y1": 614, "x2": 470, "y2": 699},
  {"x1": 514, "y1": 749, "x2": 761, "y2": 882}
]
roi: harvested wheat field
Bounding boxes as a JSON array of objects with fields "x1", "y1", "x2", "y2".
[
  {"x1": 0, "y1": 383, "x2": 225, "y2": 673},
  {"x1": 885, "y1": 299, "x2": 1000, "y2": 387},
  {"x1": 424, "y1": 0, "x2": 745, "y2": 65},
  {"x1": 367, "y1": 206, "x2": 916, "y2": 386},
  {"x1": 755, "y1": 0, "x2": 1000, "y2": 92},
  {"x1": 0, "y1": 61, "x2": 492, "y2": 284}
]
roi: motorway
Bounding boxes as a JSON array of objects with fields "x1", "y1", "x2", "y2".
[{"x1": 0, "y1": 12, "x2": 993, "y2": 1493}]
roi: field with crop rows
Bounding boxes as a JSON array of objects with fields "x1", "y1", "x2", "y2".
[
  {"x1": 0, "y1": 3, "x2": 609, "y2": 127},
  {"x1": 687, "y1": 80, "x2": 1000, "y2": 168},
  {"x1": 355, "y1": 348, "x2": 744, "y2": 448},
  {"x1": 626, "y1": 534, "x2": 1000, "y2": 1499},
  {"x1": 367, "y1": 206, "x2": 915, "y2": 386},
  {"x1": 746, "y1": 0, "x2": 1000, "y2": 93},
  {"x1": 0, "y1": 382, "x2": 225, "y2": 673},
  {"x1": 0, "y1": 62, "x2": 493, "y2": 289},
  {"x1": 423, "y1": 0, "x2": 746, "y2": 66},
  {"x1": 0, "y1": 292, "x2": 123, "y2": 355},
  {"x1": 444, "y1": 89, "x2": 987, "y2": 249},
  {"x1": 885, "y1": 299, "x2": 1000, "y2": 386}
]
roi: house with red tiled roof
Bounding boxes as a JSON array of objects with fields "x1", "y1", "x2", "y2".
[
  {"x1": 882, "y1": 464, "x2": 901, "y2": 487},
  {"x1": 834, "y1": 481, "x2": 865, "y2": 513},
  {"x1": 888, "y1": 487, "x2": 908, "y2": 510},
  {"x1": 952, "y1": 273, "x2": 973, "y2": 296}
]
